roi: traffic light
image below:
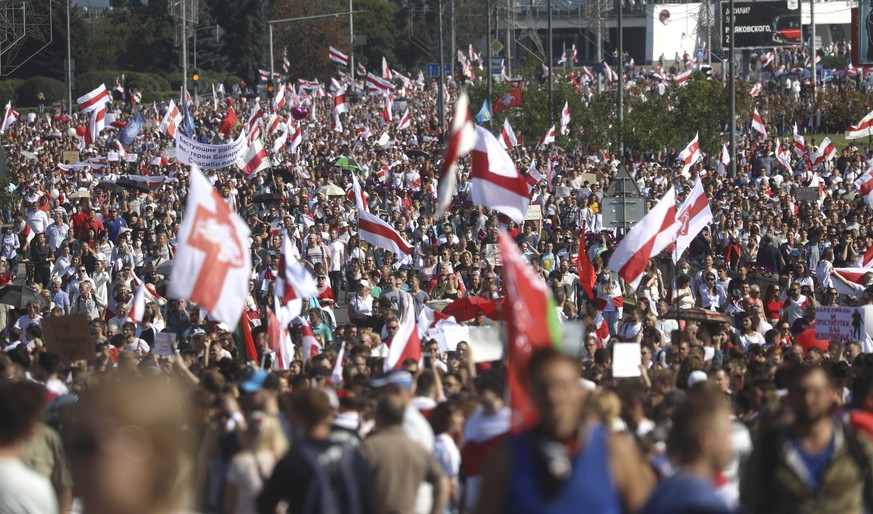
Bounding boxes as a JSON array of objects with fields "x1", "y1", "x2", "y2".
[
  {"x1": 266, "y1": 80, "x2": 274, "y2": 94},
  {"x1": 192, "y1": 70, "x2": 200, "y2": 86}
]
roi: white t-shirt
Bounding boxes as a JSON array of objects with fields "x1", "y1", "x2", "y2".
[
  {"x1": 328, "y1": 240, "x2": 345, "y2": 272},
  {"x1": 0, "y1": 458, "x2": 58, "y2": 514},
  {"x1": 433, "y1": 432, "x2": 461, "y2": 478},
  {"x1": 225, "y1": 450, "x2": 278, "y2": 514}
]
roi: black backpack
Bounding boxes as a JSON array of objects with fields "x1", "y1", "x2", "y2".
[{"x1": 294, "y1": 442, "x2": 362, "y2": 514}]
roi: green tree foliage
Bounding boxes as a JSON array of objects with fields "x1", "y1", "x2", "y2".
[
  {"x1": 269, "y1": 0, "x2": 347, "y2": 81},
  {"x1": 353, "y1": 0, "x2": 400, "y2": 72},
  {"x1": 215, "y1": 0, "x2": 267, "y2": 84}
]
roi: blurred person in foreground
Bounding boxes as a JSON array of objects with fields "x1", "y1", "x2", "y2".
[
  {"x1": 639, "y1": 383, "x2": 734, "y2": 514},
  {"x1": 0, "y1": 379, "x2": 57, "y2": 514},
  {"x1": 741, "y1": 363, "x2": 873, "y2": 513},
  {"x1": 68, "y1": 375, "x2": 198, "y2": 514},
  {"x1": 476, "y1": 348, "x2": 654, "y2": 514}
]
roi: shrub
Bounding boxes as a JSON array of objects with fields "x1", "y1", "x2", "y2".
[
  {"x1": 0, "y1": 79, "x2": 24, "y2": 106},
  {"x1": 17, "y1": 76, "x2": 66, "y2": 107}
]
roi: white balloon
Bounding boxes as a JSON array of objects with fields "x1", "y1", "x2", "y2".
[
  {"x1": 67, "y1": 127, "x2": 77, "y2": 137},
  {"x1": 50, "y1": 189, "x2": 59, "y2": 199}
]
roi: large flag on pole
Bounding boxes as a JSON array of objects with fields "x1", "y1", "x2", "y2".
[
  {"x1": 498, "y1": 230, "x2": 561, "y2": 432},
  {"x1": 77, "y1": 84, "x2": 109, "y2": 113},
  {"x1": 855, "y1": 166, "x2": 873, "y2": 210},
  {"x1": 846, "y1": 110, "x2": 873, "y2": 139},
  {"x1": 436, "y1": 93, "x2": 476, "y2": 219},
  {"x1": 499, "y1": 118, "x2": 517, "y2": 149},
  {"x1": 469, "y1": 126, "x2": 530, "y2": 224},
  {"x1": 669, "y1": 178, "x2": 713, "y2": 263},
  {"x1": 608, "y1": 187, "x2": 678, "y2": 291},
  {"x1": 0, "y1": 101, "x2": 18, "y2": 133},
  {"x1": 384, "y1": 300, "x2": 421, "y2": 371},
  {"x1": 752, "y1": 108, "x2": 768, "y2": 140},
  {"x1": 357, "y1": 210, "x2": 414, "y2": 259},
  {"x1": 168, "y1": 166, "x2": 252, "y2": 327},
  {"x1": 329, "y1": 46, "x2": 350, "y2": 66},
  {"x1": 677, "y1": 133, "x2": 701, "y2": 177},
  {"x1": 276, "y1": 232, "x2": 318, "y2": 319}
]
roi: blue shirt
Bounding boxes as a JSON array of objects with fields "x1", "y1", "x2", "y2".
[
  {"x1": 104, "y1": 217, "x2": 128, "y2": 242},
  {"x1": 790, "y1": 430, "x2": 835, "y2": 492},
  {"x1": 640, "y1": 473, "x2": 733, "y2": 514},
  {"x1": 52, "y1": 290, "x2": 70, "y2": 312}
]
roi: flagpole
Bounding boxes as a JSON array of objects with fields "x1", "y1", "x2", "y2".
[
  {"x1": 269, "y1": 24, "x2": 274, "y2": 89},
  {"x1": 486, "y1": 0, "x2": 492, "y2": 129},
  {"x1": 349, "y1": 0, "x2": 355, "y2": 93},
  {"x1": 437, "y1": 0, "x2": 446, "y2": 143},
  {"x1": 616, "y1": 0, "x2": 624, "y2": 158},
  {"x1": 547, "y1": 0, "x2": 553, "y2": 124},
  {"x1": 181, "y1": 0, "x2": 188, "y2": 104},
  {"x1": 728, "y1": 0, "x2": 736, "y2": 179},
  {"x1": 66, "y1": 0, "x2": 72, "y2": 115}
]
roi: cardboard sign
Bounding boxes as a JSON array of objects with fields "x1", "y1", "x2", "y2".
[
  {"x1": 152, "y1": 332, "x2": 176, "y2": 357},
  {"x1": 795, "y1": 187, "x2": 820, "y2": 203},
  {"x1": 42, "y1": 315, "x2": 93, "y2": 364},
  {"x1": 816, "y1": 306, "x2": 868, "y2": 341},
  {"x1": 612, "y1": 343, "x2": 642, "y2": 378},
  {"x1": 484, "y1": 244, "x2": 503, "y2": 267},
  {"x1": 62, "y1": 151, "x2": 80, "y2": 165},
  {"x1": 578, "y1": 172, "x2": 599, "y2": 185},
  {"x1": 525, "y1": 205, "x2": 543, "y2": 221}
]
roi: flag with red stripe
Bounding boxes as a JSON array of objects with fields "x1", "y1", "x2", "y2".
[
  {"x1": 383, "y1": 300, "x2": 421, "y2": 371},
  {"x1": 469, "y1": 126, "x2": 530, "y2": 224},
  {"x1": 436, "y1": 93, "x2": 476, "y2": 218},
  {"x1": 357, "y1": 210, "x2": 413, "y2": 258}
]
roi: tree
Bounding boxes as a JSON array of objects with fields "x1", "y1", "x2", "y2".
[
  {"x1": 353, "y1": 0, "x2": 400, "y2": 72},
  {"x1": 269, "y1": 0, "x2": 346, "y2": 81},
  {"x1": 216, "y1": 0, "x2": 267, "y2": 84}
]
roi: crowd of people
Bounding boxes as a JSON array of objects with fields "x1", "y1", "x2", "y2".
[{"x1": 3, "y1": 52, "x2": 873, "y2": 514}]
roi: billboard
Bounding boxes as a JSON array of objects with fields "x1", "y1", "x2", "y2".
[
  {"x1": 722, "y1": 0, "x2": 801, "y2": 49},
  {"x1": 860, "y1": 1, "x2": 873, "y2": 64}
]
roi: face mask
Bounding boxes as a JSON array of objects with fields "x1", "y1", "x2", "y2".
[
  {"x1": 680, "y1": 268, "x2": 689, "y2": 275},
  {"x1": 601, "y1": 273, "x2": 610, "y2": 281}
]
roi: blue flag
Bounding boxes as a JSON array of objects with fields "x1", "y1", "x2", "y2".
[
  {"x1": 475, "y1": 99, "x2": 491, "y2": 124},
  {"x1": 117, "y1": 109, "x2": 145, "y2": 146},
  {"x1": 180, "y1": 101, "x2": 195, "y2": 138}
]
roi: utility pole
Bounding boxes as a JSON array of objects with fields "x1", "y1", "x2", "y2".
[
  {"x1": 438, "y1": 0, "x2": 446, "y2": 143},
  {"x1": 66, "y1": 0, "x2": 72, "y2": 115},
  {"x1": 506, "y1": 0, "x2": 512, "y2": 76},
  {"x1": 728, "y1": 0, "x2": 736, "y2": 178},
  {"x1": 349, "y1": 0, "x2": 355, "y2": 91},
  {"x1": 596, "y1": 6, "x2": 603, "y2": 93},
  {"x1": 450, "y1": 0, "x2": 456, "y2": 79},
  {"x1": 547, "y1": 0, "x2": 553, "y2": 123},
  {"x1": 487, "y1": 0, "x2": 492, "y2": 127},
  {"x1": 810, "y1": 0, "x2": 816, "y2": 104},
  {"x1": 617, "y1": 0, "x2": 624, "y2": 158},
  {"x1": 269, "y1": 23, "x2": 274, "y2": 85},
  {"x1": 181, "y1": 0, "x2": 188, "y2": 103}
]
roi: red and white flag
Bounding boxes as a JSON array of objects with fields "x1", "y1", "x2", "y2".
[
  {"x1": 259, "y1": 69, "x2": 282, "y2": 81},
  {"x1": 384, "y1": 300, "x2": 421, "y2": 371},
  {"x1": 236, "y1": 138, "x2": 270, "y2": 177},
  {"x1": 351, "y1": 172, "x2": 369, "y2": 212},
  {"x1": 793, "y1": 123, "x2": 805, "y2": 155},
  {"x1": 469, "y1": 44, "x2": 482, "y2": 69},
  {"x1": 330, "y1": 344, "x2": 346, "y2": 383},
  {"x1": 810, "y1": 137, "x2": 836, "y2": 165},
  {"x1": 674, "y1": 69, "x2": 692, "y2": 85},
  {"x1": 572, "y1": 44, "x2": 579, "y2": 63},
  {"x1": 334, "y1": 86, "x2": 348, "y2": 114},
  {"x1": 557, "y1": 51, "x2": 568, "y2": 65},
  {"x1": 858, "y1": 245, "x2": 873, "y2": 269},
  {"x1": 85, "y1": 107, "x2": 106, "y2": 147},
  {"x1": 750, "y1": 82, "x2": 763, "y2": 97},
  {"x1": 559, "y1": 101, "x2": 570, "y2": 135},
  {"x1": 831, "y1": 268, "x2": 872, "y2": 298},
  {"x1": 774, "y1": 140, "x2": 792, "y2": 173},
  {"x1": 272, "y1": 129, "x2": 288, "y2": 154},
  {"x1": 526, "y1": 160, "x2": 543, "y2": 192},
  {"x1": 846, "y1": 110, "x2": 873, "y2": 140},
  {"x1": 167, "y1": 166, "x2": 252, "y2": 327},
  {"x1": 159, "y1": 99, "x2": 183, "y2": 139},
  {"x1": 499, "y1": 118, "x2": 517, "y2": 149},
  {"x1": 540, "y1": 125, "x2": 556, "y2": 146},
  {"x1": 608, "y1": 187, "x2": 678, "y2": 291},
  {"x1": 301, "y1": 321, "x2": 321, "y2": 363},
  {"x1": 397, "y1": 108, "x2": 412, "y2": 130},
  {"x1": 130, "y1": 274, "x2": 168, "y2": 308},
  {"x1": 276, "y1": 232, "x2": 318, "y2": 318},
  {"x1": 267, "y1": 306, "x2": 294, "y2": 370},
  {"x1": 669, "y1": 179, "x2": 712, "y2": 263},
  {"x1": 266, "y1": 113, "x2": 285, "y2": 136},
  {"x1": 288, "y1": 123, "x2": 303, "y2": 154},
  {"x1": 273, "y1": 83, "x2": 286, "y2": 111},
  {"x1": 357, "y1": 210, "x2": 414, "y2": 258},
  {"x1": 282, "y1": 49, "x2": 291, "y2": 73},
  {"x1": 329, "y1": 46, "x2": 349, "y2": 66},
  {"x1": 366, "y1": 72, "x2": 396, "y2": 95},
  {"x1": 77, "y1": 84, "x2": 109, "y2": 113},
  {"x1": 854, "y1": 166, "x2": 873, "y2": 210},
  {"x1": 245, "y1": 102, "x2": 263, "y2": 144},
  {"x1": 356, "y1": 62, "x2": 367, "y2": 76},
  {"x1": 115, "y1": 141, "x2": 132, "y2": 162},
  {"x1": 677, "y1": 132, "x2": 701, "y2": 176},
  {"x1": 752, "y1": 109, "x2": 767, "y2": 140},
  {"x1": 436, "y1": 93, "x2": 476, "y2": 219},
  {"x1": 128, "y1": 281, "x2": 146, "y2": 323},
  {"x1": 761, "y1": 51, "x2": 775, "y2": 68},
  {"x1": 331, "y1": 111, "x2": 343, "y2": 133},
  {"x1": 381, "y1": 93, "x2": 393, "y2": 123},
  {"x1": 469, "y1": 126, "x2": 530, "y2": 224},
  {"x1": 0, "y1": 101, "x2": 18, "y2": 133},
  {"x1": 381, "y1": 56, "x2": 392, "y2": 80}
]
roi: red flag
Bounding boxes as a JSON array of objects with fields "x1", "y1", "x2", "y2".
[
  {"x1": 239, "y1": 314, "x2": 258, "y2": 361},
  {"x1": 218, "y1": 108, "x2": 239, "y2": 135},
  {"x1": 384, "y1": 301, "x2": 421, "y2": 371},
  {"x1": 499, "y1": 230, "x2": 561, "y2": 432},
  {"x1": 437, "y1": 93, "x2": 476, "y2": 218},
  {"x1": 493, "y1": 87, "x2": 522, "y2": 113},
  {"x1": 301, "y1": 321, "x2": 321, "y2": 363},
  {"x1": 577, "y1": 236, "x2": 596, "y2": 299}
]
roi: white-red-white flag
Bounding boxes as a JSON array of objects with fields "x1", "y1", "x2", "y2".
[
  {"x1": 77, "y1": 84, "x2": 109, "y2": 113},
  {"x1": 267, "y1": 305, "x2": 294, "y2": 370},
  {"x1": 774, "y1": 140, "x2": 792, "y2": 173},
  {"x1": 761, "y1": 51, "x2": 775, "y2": 68},
  {"x1": 750, "y1": 82, "x2": 763, "y2": 97},
  {"x1": 810, "y1": 137, "x2": 836, "y2": 165},
  {"x1": 752, "y1": 109, "x2": 768, "y2": 140},
  {"x1": 397, "y1": 108, "x2": 411, "y2": 130},
  {"x1": 288, "y1": 124, "x2": 303, "y2": 154},
  {"x1": 272, "y1": 129, "x2": 288, "y2": 154},
  {"x1": 677, "y1": 132, "x2": 701, "y2": 177},
  {"x1": 357, "y1": 209, "x2": 413, "y2": 259},
  {"x1": 273, "y1": 83, "x2": 286, "y2": 111},
  {"x1": 559, "y1": 102, "x2": 570, "y2": 135},
  {"x1": 0, "y1": 101, "x2": 18, "y2": 133},
  {"x1": 384, "y1": 300, "x2": 421, "y2": 371},
  {"x1": 128, "y1": 280, "x2": 147, "y2": 323},
  {"x1": 437, "y1": 93, "x2": 476, "y2": 219},
  {"x1": 381, "y1": 56, "x2": 392, "y2": 80},
  {"x1": 266, "y1": 113, "x2": 285, "y2": 136},
  {"x1": 540, "y1": 125, "x2": 556, "y2": 146},
  {"x1": 334, "y1": 86, "x2": 348, "y2": 114},
  {"x1": 674, "y1": 69, "x2": 692, "y2": 85},
  {"x1": 332, "y1": 111, "x2": 343, "y2": 133},
  {"x1": 331, "y1": 344, "x2": 346, "y2": 383},
  {"x1": 381, "y1": 93, "x2": 393, "y2": 123},
  {"x1": 85, "y1": 107, "x2": 106, "y2": 147},
  {"x1": 526, "y1": 160, "x2": 543, "y2": 192},
  {"x1": 831, "y1": 268, "x2": 872, "y2": 298},
  {"x1": 499, "y1": 118, "x2": 517, "y2": 149},
  {"x1": 329, "y1": 46, "x2": 349, "y2": 66},
  {"x1": 282, "y1": 49, "x2": 291, "y2": 73},
  {"x1": 167, "y1": 166, "x2": 252, "y2": 327},
  {"x1": 115, "y1": 141, "x2": 132, "y2": 162},
  {"x1": 855, "y1": 166, "x2": 873, "y2": 210},
  {"x1": 235, "y1": 138, "x2": 270, "y2": 177},
  {"x1": 608, "y1": 187, "x2": 678, "y2": 291},
  {"x1": 301, "y1": 320, "x2": 321, "y2": 363},
  {"x1": 159, "y1": 99, "x2": 182, "y2": 139},
  {"x1": 357, "y1": 62, "x2": 367, "y2": 76},
  {"x1": 669, "y1": 179, "x2": 712, "y2": 263},
  {"x1": 793, "y1": 123, "x2": 805, "y2": 155},
  {"x1": 846, "y1": 110, "x2": 873, "y2": 140},
  {"x1": 276, "y1": 231, "x2": 318, "y2": 319},
  {"x1": 469, "y1": 126, "x2": 530, "y2": 224},
  {"x1": 351, "y1": 172, "x2": 369, "y2": 212}
]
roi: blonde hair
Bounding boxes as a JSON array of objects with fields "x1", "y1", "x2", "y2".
[
  {"x1": 250, "y1": 412, "x2": 289, "y2": 458},
  {"x1": 590, "y1": 390, "x2": 622, "y2": 425}
]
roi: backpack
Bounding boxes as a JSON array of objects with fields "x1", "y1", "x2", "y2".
[{"x1": 295, "y1": 442, "x2": 362, "y2": 514}]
